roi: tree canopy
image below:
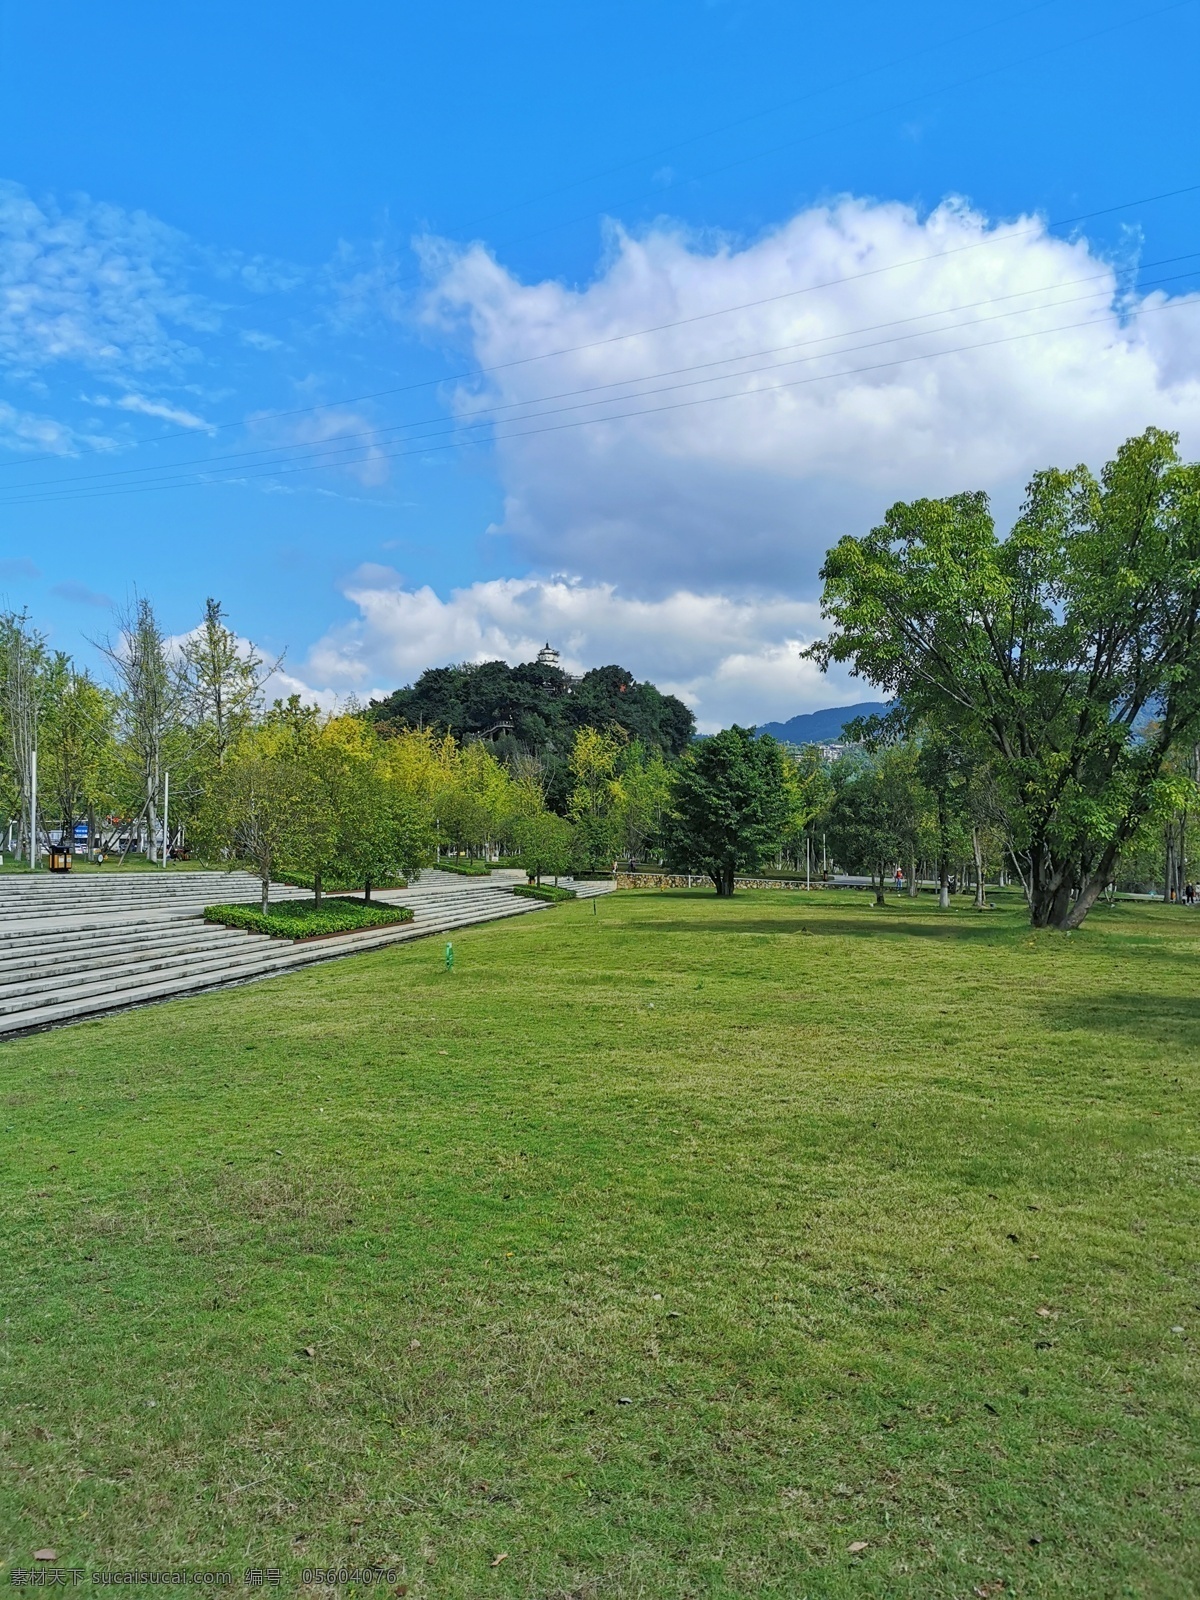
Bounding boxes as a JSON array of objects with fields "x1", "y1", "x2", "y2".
[
  {"x1": 665, "y1": 726, "x2": 791, "y2": 896},
  {"x1": 808, "y1": 428, "x2": 1200, "y2": 929},
  {"x1": 369, "y1": 656, "x2": 695, "y2": 764}
]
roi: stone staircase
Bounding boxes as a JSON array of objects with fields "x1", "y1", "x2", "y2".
[{"x1": 0, "y1": 867, "x2": 613, "y2": 1037}]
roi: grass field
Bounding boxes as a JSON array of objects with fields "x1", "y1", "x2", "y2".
[{"x1": 1, "y1": 888, "x2": 1197, "y2": 1596}]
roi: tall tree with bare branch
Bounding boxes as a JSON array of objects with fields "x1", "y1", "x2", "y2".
[{"x1": 0, "y1": 610, "x2": 49, "y2": 864}]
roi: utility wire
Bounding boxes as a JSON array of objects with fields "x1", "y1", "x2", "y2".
[
  {"x1": 3, "y1": 177, "x2": 1198, "y2": 487},
  {"x1": 7, "y1": 294, "x2": 1193, "y2": 509},
  {"x1": 5, "y1": 253, "x2": 1197, "y2": 500},
  {"x1": 1, "y1": 4, "x2": 1194, "y2": 472}
]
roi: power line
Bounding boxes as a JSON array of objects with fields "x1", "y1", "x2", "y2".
[
  {"x1": 7, "y1": 294, "x2": 1193, "y2": 509},
  {"x1": 4, "y1": 177, "x2": 1199, "y2": 490},
  {"x1": 1, "y1": 6, "x2": 1194, "y2": 473},
  {"x1": 6, "y1": 254, "x2": 1198, "y2": 502}
]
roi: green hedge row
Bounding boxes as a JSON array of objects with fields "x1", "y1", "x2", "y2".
[
  {"x1": 512, "y1": 883, "x2": 577, "y2": 903},
  {"x1": 205, "y1": 898, "x2": 413, "y2": 940},
  {"x1": 269, "y1": 869, "x2": 407, "y2": 891},
  {"x1": 436, "y1": 860, "x2": 492, "y2": 876}
]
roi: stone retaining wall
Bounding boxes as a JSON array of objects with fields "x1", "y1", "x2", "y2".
[{"x1": 615, "y1": 872, "x2": 821, "y2": 891}]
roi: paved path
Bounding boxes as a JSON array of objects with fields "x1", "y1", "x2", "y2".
[{"x1": 0, "y1": 868, "x2": 613, "y2": 1038}]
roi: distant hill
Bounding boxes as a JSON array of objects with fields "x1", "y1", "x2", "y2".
[
  {"x1": 757, "y1": 702, "x2": 890, "y2": 744},
  {"x1": 369, "y1": 655, "x2": 695, "y2": 758}
]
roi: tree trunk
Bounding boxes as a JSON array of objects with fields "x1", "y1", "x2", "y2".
[
  {"x1": 908, "y1": 853, "x2": 918, "y2": 897},
  {"x1": 364, "y1": 877, "x2": 372, "y2": 902},
  {"x1": 972, "y1": 826, "x2": 986, "y2": 909},
  {"x1": 261, "y1": 871, "x2": 270, "y2": 915},
  {"x1": 712, "y1": 865, "x2": 735, "y2": 896},
  {"x1": 313, "y1": 869, "x2": 322, "y2": 909},
  {"x1": 875, "y1": 864, "x2": 885, "y2": 906}
]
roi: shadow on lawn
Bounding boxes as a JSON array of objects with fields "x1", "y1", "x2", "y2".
[
  {"x1": 1041, "y1": 990, "x2": 1200, "y2": 1041},
  {"x1": 628, "y1": 912, "x2": 1016, "y2": 942}
]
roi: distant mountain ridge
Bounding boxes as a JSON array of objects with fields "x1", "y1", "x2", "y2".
[{"x1": 756, "y1": 702, "x2": 890, "y2": 744}]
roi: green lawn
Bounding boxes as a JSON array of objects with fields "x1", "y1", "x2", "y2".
[{"x1": 1, "y1": 889, "x2": 1197, "y2": 1596}]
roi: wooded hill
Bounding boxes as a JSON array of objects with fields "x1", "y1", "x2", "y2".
[{"x1": 368, "y1": 658, "x2": 695, "y2": 758}]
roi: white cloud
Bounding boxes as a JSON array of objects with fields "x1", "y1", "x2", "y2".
[
  {"x1": 0, "y1": 399, "x2": 99, "y2": 456},
  {"x1": 0, "y1": 180, "x2": 212, "y2": 379},
  {"x1": 421, "y1": 197, "x2": 1200, "y2": 593},
  {"x1": 247, "y1": 404, "x2": 390, "y2": 487},
  {"x1": 108, "y1": 392, "x2": 212, "y2": 430},
  {"x1": 296, "y1": 568, "x2": 858, "y2": 731}
]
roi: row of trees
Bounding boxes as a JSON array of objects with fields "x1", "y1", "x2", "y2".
[
  {"x1": 0, "y1": 601, "x2": 678, "y2": 905},
  {"x1": 5, "y1": 426, "x2": 1198, "y2": 932}
]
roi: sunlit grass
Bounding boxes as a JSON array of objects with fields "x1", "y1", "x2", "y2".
[{"x1": 1, "y1": 888, "x2": 1196, "y2": 1596}]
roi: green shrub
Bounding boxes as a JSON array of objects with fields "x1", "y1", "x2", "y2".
[
  {"x1": 512, "y1": 883, "x2": 577, "y2": 903},
  {"x1": 269, "y1": 869, "x2": 407, "y2": 892},
  {"x1": 204, "y1": 899, "x2": 413, "y2": 940},
  {"x1": 437, "y1": 860, "x2": 492, "y2": 876}
]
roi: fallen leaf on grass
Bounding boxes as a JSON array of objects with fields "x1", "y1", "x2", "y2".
[
  {"x1": 1035, "y1": 1306, "x2": 1054, "y2": 1318},
  {"x1": 490, "y1": 1552, "x2": 508, "y2": 1567},
  {"x1": 847, "y1": 1541, "x2": 868, "y2": 1554},
  {"x1": 301, "y1": 1346, "x2": 316, "y2": 1358},
  {"x1": 33, "y1": 1550, "x2": 58, "y2": 1562}
]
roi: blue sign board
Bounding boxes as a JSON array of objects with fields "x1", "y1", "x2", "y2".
[{"x1": 73, "y1": 824, "x2": 88, "y2": 840}]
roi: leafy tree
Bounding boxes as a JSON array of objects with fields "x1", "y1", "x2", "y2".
[
  {"x1": 665, "y1": 726, "x2": 790, "y2": 896},
  {"x1": 370, "y1": 654, "x2": 695, "y2": 758},
  {"x1": 197, "y1": 703, "x2": 335, "y2": 912},
  {"x1": 568, "y1": 725, "x2": 625, "y2": 867},
  {"x1": 825, "y1": 750, "x2": 916, "y2": 905},
  {"x1": 779, "y1": 744, "x2": 835, "y2": 878},
  {"x1": 40, "y1": 661, "x2": 117, "y2": 852},
  {"x1": 513, "y1": 810, "x2": 574, "y2": 884},
  {"x1": 614, "y1": 741, "x2": 672, "y2": 861},
  {"x1": 435, "y1": 787, "x2": 491, "y2": 860},
  {"x1": 310, "y1": 716, "x2": 430, "y2": 899},
  {"x1": 337, "y1": 777, "x2": 429, "y2": 899},
  {"x1": 179, "y1": 597, "x2": 277, "y2": 763},
  {"x1": 0, "y1": 610, "x2": 49, "y2": 863},
  {"x1": 98, "y1": 596, "x2": 185, "y2": 860},
  {"x1": 809, "y1": 428, "x2": 1200, "y2": 929}
]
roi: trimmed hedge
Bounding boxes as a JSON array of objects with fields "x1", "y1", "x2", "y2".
[
  {"x1": 270, "y1": 869, "x2": 407, "y2": 892},
  {"x1": 512, "y1": 883, "x2": 577, "y2": 903},
  {"x1": 436, "y1": 860, "x2": 492, "y2": 876},
  {"x1": 205, "y1": 898, "x2": 413, "y2": 941}
]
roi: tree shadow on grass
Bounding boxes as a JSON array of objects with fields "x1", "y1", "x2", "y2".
[
  {"x1": 628, "y1": 914, "x2": 1015, "y2": 942},
  {"x1": 1039, "y1": 990, "x2": 1200, "y2": 1042}
]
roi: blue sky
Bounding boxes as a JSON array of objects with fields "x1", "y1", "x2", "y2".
[{"x1": 2, "y1": 0, "x2": 1198, "y2": 726}]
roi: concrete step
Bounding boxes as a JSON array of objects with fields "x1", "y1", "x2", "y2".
[
  {"x1": 0, "y1": 926, "x2": 253, "y2": 980},
  {"x1": 0, "y1": 928, "x2": 259, "y2": 993},
  {"x1": 0, "y1": 900, "x2": 539, "y2": 1034},
  {"x1": 0, "y1": 938, "x2": 295, "y2": 1018},
  {"x1": 0, "y1": 869, "x2": 606, "y2": 1037}
]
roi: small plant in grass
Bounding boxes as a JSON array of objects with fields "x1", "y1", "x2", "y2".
[
  {"x1": 512, "y1": 882, "x2": 576, "y2": 903},
  {"x1": 204, "y1": 898, "x2": 412, "y2": 939}
]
